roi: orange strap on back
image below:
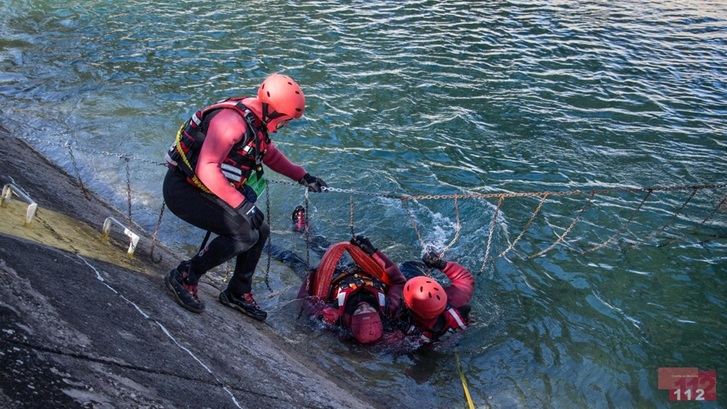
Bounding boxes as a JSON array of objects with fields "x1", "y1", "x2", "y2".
[{"x1": 312, "y1": 242, "x2": 391, "y2": 299}]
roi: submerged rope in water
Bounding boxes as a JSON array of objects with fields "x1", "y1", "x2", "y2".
[{"x1": 455, "y1": 352, "x2": 476, "y2": 409}]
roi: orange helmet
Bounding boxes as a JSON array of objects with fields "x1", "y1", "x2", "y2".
[
  {"x1": 403, "y1": 276, "x2": 447, "y2": 320},
  {"x1": 257, "y1": 73, "x2": 305, "y2": 132}
]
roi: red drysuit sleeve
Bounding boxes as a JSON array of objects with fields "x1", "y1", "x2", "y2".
[
  {"x1": 195, "y1": 109, "x2": 247, "y2": 208},
  {"x1": 263, "y1": 143, "x2": 307, "y2": 182},
  {"x1": 373, "y1": 252, "x2": 407, "y2": 315},
  {"x1": 442, "y1": 262, "x2": 475, "y2": 308}
]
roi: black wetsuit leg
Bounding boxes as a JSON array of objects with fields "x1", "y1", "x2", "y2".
[{"x1": 163, "y1": 169, "x2": 267, "y2": 294}]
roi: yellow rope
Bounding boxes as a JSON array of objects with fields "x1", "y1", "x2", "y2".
[
  {"x1": 456, "y1": 352, "x2": 476, "y2": 409},
  {"x1": 173, "y1": 123, "x2": 211, "y2": 193}
]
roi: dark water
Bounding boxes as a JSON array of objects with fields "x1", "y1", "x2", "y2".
[{"x1": 1, "y1": 1, "x2": 726, "y2": 407}]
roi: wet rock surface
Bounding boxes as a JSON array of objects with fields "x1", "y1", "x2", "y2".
[{"x1": 0, "y1": 131, "x2": 375, "y2": 408}]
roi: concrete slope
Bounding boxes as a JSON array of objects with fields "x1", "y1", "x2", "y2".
[{"x1": 0, "y1": 130, "x2": 374, "y2": 408}]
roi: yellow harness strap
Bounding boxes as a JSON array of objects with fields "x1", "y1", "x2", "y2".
[{"x1": 174, "y1": 123, "x2": 212, "y2": 193}]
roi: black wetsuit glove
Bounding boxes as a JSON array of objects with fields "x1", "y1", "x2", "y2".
[
  {"x1": 351, "y1": 235, "x2": 377, "y2": 256},
  {"x1": 422, "y1": 250, "x2": 447, "y2": 270},
  {"x1": 299, "y1": 173, "x2": 328, "y2": 192},
  {"x1": 235, "y1": 200, "x2": 264, "y2": 230}
]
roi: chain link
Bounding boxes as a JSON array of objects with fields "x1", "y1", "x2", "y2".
[
  {"x1": 588, "y1": 190, "x2": 651, "y2": 252},
  {"x1": 349, "y1": 194, "x2": 355, "y2": 238},
  {"x1": 646, "y1": 188, "x2": 698, "y2": 242},
  {"x1": 124, "y1": 157, "x2": 133, "y2": 224},
  {"x1": 304, "y1": 189, "x2": 311, "y2": 269},
  {"x1": 15, "y1": 134, "x2": 726, "y2": 202},
  {"x1": 480, "y1": 195, "x2": 504, "y2": 274},
  {"x1": 498, "y1": 193, "x2": 549, "y2": 259},
  {"x1": 531, "y1": 192, "x2": 595, "y2": 258},
  {"x1": 149, "y1": 201, "x2": 166, "y2": 264},
  {"x1": 402, "y1": 197, "x2": 426, "y2": 251},
  {"x1": 9, "y1": 133, "x2": 727, "y2": 273},
  {"x1": 700, "y1": 193, "x2": 727, "y2": 226},
  {"x1": 439, "y1": 196, "x2": 461, "y2": 257},
  {"x1": 65, "y1": 141, "x2": 91, "y2": 200}
]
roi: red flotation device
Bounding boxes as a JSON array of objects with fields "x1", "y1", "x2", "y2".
[{"x1": 312, "y1": 242, "x2": 391, "y2": 299}]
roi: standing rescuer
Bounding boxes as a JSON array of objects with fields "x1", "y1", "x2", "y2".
[{"x1": 163, "y1": 73, "x2": 327, "y2": 321}]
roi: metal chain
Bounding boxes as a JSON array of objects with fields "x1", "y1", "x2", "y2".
[
  {"x1": 149, "y1": 201, "x2": 166, "y2": 264},
  {"x1": 65, "y1": 141, "x2": 90, "y2": 200},
  {"x1": 439, "y1": 196, "x2": 462, "y2": 257},
  {"x1": 124, "y1": 157, "x2": 133, "y2": 224},
  {"x1": 16, "y1": 134, "x2": 162, "y2": 166},
  {"x1": 277, "y1": 181, "x2": 727, "y2": 201},
  {"x1": 498, "y1": 193, "x2": 549, "y2": 259},
  {"x1": 530, "y1": 192, "x2": 595, "y2": 259},
  {"x1": 588, "y1": 189, "x2": 652, "y2": 252},
  {"x1": 700, "y1": 193, "x2": 727, "y2": 226},
  {"x1": 264, "y1": 186, "x2": 272, "y2": 291},
  {"x1": 646, "y1": 188, "x2": 697, "y2": 242},
  {"x1": 16, "y1": 134, "x2": 727, "y2": 202},
  {"x1": 480, "y1": 195, "x2": 504, "y2": 274},
  {"x1": 304, "y1": 189, "x2": 310, "y2": 269},
  {"x1": 349, "y1": 194, "x2": 355, "y2": 238}
]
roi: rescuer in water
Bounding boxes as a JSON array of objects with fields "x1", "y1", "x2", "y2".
[{"x1": 272, "y1": 207, "x2": 475, "y2": 347}]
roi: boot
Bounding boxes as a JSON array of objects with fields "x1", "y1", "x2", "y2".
[
  {"x1": 219, "y1": 289, "x2": 267, "y2": 321},
  {"x1": 165, "y1": 261, "x2": 205, "y2": 313}
]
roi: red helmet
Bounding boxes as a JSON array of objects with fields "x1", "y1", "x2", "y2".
[
  {"x1": 257, "y1": 73, "x2": 305, "y2": 132},
  {"x1": 403, "y1": 276, "x2": 447, "y2": 320}
]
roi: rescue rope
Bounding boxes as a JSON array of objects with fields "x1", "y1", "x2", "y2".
[
  {"x1": 402, "y1": 197, "x2": 426, "y2": 251},
  {"x1": 455, "y1": 352, "x2": 476, "y2": 409}
]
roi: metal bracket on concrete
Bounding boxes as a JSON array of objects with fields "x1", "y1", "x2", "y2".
[
  {"x1": 102, "y1": 216, "x2": 140, "y2": 256},
  {"x1": 1, "y1": 183, "x2": 38, "y2": 224}
]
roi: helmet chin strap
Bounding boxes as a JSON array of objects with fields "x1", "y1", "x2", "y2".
[
  {"x1": 262, "y1": 102, "x2": 287, "y2": 123},
  {"x1": 261, "y1": 102, "x2": 270, "y2": 124}
]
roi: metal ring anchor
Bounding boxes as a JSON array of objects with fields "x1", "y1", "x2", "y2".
[
  {"x1": 1, "y1": 183, "x2": 38, "y2": 224},
  {"x1": 102, "y1": 216, "x2": 140, "y2": 256}
]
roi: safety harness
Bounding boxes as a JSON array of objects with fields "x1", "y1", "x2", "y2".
[
  {"x1": 165, "y1": 97, "x2": 269, "y2": 196},
  {"x1": 330, "y1": 270, "x2": 388, "y2": 317}
]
